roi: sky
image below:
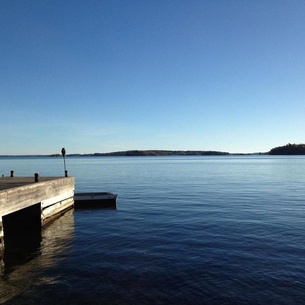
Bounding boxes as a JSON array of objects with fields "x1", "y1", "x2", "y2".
[{"x1": 1, "y1": 0, "x2": 305, "y2": 154}]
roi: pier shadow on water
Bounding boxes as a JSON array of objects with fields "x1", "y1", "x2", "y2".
[
  {"x1": 2, "y1": 203, "x2": 42, "y2": 274},
  {"x1": 0, "y1": 209, "x2": 75, "y2": 304}
]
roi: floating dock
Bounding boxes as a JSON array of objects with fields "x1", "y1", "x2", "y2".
[
  {"x1": 74, "y1": 192, "x2": 117, "y2": 209},
  {"x1": 0, "y1": 176, "x2": 75, "y2": 254}
]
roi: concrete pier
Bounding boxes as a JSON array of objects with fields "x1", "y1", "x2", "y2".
[{"x1": 0, "y1": 176, "x2": 74, "y2": 253}]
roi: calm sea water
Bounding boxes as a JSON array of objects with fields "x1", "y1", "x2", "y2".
[{"x1": 1, "y1": 155, "x2": 305, "y2": 304}]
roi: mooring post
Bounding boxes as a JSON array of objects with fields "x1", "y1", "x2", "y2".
[
  {"x1": 34, "y1": 173, "x2": 39, "y2": 182},
  {"x1": 10, "y1": 170, "x2": 14, "y2": 177},
  {"x1": 65, "y1": 170, "x2": 68, "y2": 177}
]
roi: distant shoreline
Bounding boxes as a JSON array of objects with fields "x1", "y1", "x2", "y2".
[
  {"x1": 1, "y1": 144, "x2": 305, "y2": 157},
  {"x1": 54, "y1": 151, "x2": 266, "y2": 157},
  {"x1": 0, "y1": 150, "x2": 266, "y2": 157}
]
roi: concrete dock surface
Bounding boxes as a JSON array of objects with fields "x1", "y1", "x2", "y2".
[{"x1": 0, "y1": 177, "x2": 64, "y2": 191}]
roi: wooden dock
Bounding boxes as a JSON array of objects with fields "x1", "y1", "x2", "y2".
[{"x1": 0, "y1": 176, "x2": 75, "y2": 255}]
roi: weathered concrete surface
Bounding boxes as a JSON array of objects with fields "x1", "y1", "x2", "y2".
[
  {"x1": 0, "y1": 177, "x2": 64, "y2": 192},
  {"x1": 0, "y1": 176, "x2": 75, "y2": 268},
  {"x1": 0, "y1": 177, "x2": 74, "y2": 217}
]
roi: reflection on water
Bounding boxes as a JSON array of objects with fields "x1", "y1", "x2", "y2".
[
  {"x1": 3, "y1": 229, "x2": 42, "y2": 275},
  {"x1": 2, "y1": 203, "x2": 42, "y2": 275},
  {"x1": 1, "y1": 156, "x2": 305, "y2": 304},
  {"x1": 0, "y1": 210, "x2": 74, "y2": 304}
]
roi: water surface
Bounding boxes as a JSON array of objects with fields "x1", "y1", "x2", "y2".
[{"x1": 1, "y1": 156, "x2": 305, "y2": 304}]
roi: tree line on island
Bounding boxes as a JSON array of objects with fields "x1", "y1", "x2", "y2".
[
  {"x1": 269, "y1": 143, "x2": 305, "y2": 155},
  {"x1": 51, "y1": 150, "x2": 230, "y2": 157},
  {"x1": 49, "y1": 144, "x2": 305, "y2": 157}
]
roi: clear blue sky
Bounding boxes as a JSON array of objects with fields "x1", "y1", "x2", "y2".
[{"x1": 1, "y1": 0, "x2": 305, "y2": 154}]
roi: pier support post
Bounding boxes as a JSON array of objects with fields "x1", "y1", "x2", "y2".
[
  {"x1": 0, "y1": 216, "x2": 4, "y2": 252},
  {"x1": 0, "y1": 216, "x2": 3, "y2": 274}
]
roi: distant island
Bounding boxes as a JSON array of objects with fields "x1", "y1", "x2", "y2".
[
  {"x1": 48, "y1": 144, "x2": 305, "y2": 157},
  {"x1": 4, "y1": 144, "x2": 304, "y2": 158},
  {"x1": 269, "y1": 143, "x2": 305, "y2": 155},
  {"x1": 51, "y1": 150, "x2": 231, "y2": 157}
]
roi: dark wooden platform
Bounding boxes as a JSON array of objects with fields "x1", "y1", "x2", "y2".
[{"x1": 74, "y1": 192, "x2": 117, "y2": 209}]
